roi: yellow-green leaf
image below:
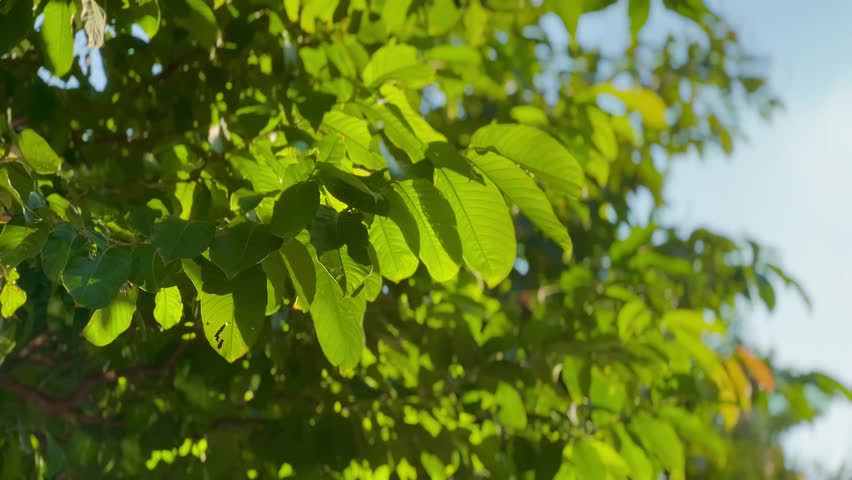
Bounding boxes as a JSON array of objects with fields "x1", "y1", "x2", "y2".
[
  {"x1": 83, "y1": 287, "x2": 138, "y2": 346},
  {"x1": 41, "y1": 0, "x2": 76, "y2": 76}
]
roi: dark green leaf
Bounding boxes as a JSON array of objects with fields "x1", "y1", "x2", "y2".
[
  {"x1": 63, "y1": 246, "x2": 133, "y2": 309},
  {"x1": 153, "y1": 218, "x2": 216, "y2": 260},
  {"x1": 210, "y1": 222, "x2": 282, "y2": 279},
  {"x1": 0, "y1": 223, "x2": 49, "y2": 269},
  {"x1": 270, "y1": 182, "x2": 320, "y2": 239},
  {"x1": 199, "y1": 260, "x2": 267, "y2": 363}
]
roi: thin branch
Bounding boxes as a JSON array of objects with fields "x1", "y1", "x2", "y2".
[{"x1": 0, "y1": 341, "x2": 192, "y2": 424}]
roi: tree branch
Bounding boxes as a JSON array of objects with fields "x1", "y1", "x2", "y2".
[{"x1": 0, "y1": 341, "x2": 192, "y2": 424}]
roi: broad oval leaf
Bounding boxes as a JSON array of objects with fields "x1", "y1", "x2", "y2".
[
  {"x1": 131, "y1": 243, "x2": 179, "y2": 293},
  {"x1": 199, "y1": 260, "x2": 267, "y2": 363},
  {"x1": 210, "y1": 222, "x2": 282, "y2": 279},
  {"x1": 320, "y1": 110, "x2": 385, "y2": 170},
  {"x1": 63, "y1": 246, "x2": 133, "y2": 309},
  {"x1": 17, "y1": 130, "x2": 63, "y2": 175},
  {"x1": 309, "y1": 249, "x2": 367, "y2": 369},
  {"x1": 470, "y1": 124, "x2": 584, "y2": 198},
  {"x1": 392, "y1": 179, "x2": 461, "y2": 283},
  {"x1": 153, "y1": 285, "x2": 183, "y2": 330},
  {"x1": 593, "y1": 83, "x2": 667, "y2": 130},
  {"x1": 316, "y1": 163, "x2": 385, "y2": 214},
  {"x1": 270, "y1": 182, "x2": 320, "y2": 239},
  {"x1": 281, "y1": 237, "x2": 317, "y2": 311},
  {"x1": 0, "y1": 276, "x2": 26, "y2": 319},
  {"x1": 630, "y1": 413, "x2": 685, "y2": 478},
  {"x1": 0, "y1": 223, "x2": 49, "y2": 269},
  {"x1": 361, "y1": 44, "x2": 434, "y2": 88},
  {"x1": 495, "y1": 382, "x2": 527, "y2": 430},
  {"x1": 82, "y1": 286, "x2": 138, "y2": 346},
  {"x1": 467, "y1": 151, "x2": 572, "y2": 255},
  {"x1": 368, "y1": 190, "x2": 420, "y2": 283},
  {"x1": 434, "y1": 166, "x2": 515, "y2": 287},
  {"x1": 153, "y1": 218, "x2": 216, "y2": 260},
  {"x1": 41, "y1": 223, "x2": 80, "y2": 283},
  {"x1": 41, "y1": 0, "x2": 76, "y2": 76}
]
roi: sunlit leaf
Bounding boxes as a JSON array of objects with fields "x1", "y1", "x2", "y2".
[
  {"x1": 470, "y1": 124, "x2": 584, "y2": 198},
  {"x1": 17, "y1": 130, "x2": 63, "y2": 175},
  {"x1": 40, "y1": 0, "x2": 76, "y2": 76},
  {"x1": 392, "y1": 179, "x2": 461, "y2": 282},
  {"x1": 83, "y1": 286, "x2": 138, "y2": 346},
  {"x1": 433, "y1": 166, "x2": 515, "y2": 287},
  {"x1": 153, "y1": 286, "x2": 183, "y2": 330}
]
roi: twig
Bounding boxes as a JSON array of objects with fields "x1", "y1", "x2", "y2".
[{"x1": 0, "y1": 341, "x2": 192, "y2": 424}]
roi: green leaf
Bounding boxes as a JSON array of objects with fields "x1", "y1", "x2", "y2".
[
  {"x1": 382, "y1": 0, "x2": 412, "y2": 33},
  {"x1": 17, "y1": 129, "x2": 63, "y2": 175},
  {"x1": 130, "y1": 244, "x2": 179, "y2": 293},
  {"x1": 262, "y1": 248, "x2": 290, "y2": 312},
  {"x1": 615, "y1": 425, "x2": 654, "y2": 480},
  {"x1": 433, "y1": 166, "x2": 515, "y2": 287},
  {"x1": 320, "y1": 111, "x2": 385, "y2": 170},
  {"x1": 467, "y1": 151, "x2": 572, "y2": 255},
  {"x1": 63, "y1": 246, "x2": 133, "y2": 309},
  {"x1": 209, "y1": 222, "x2": 282, "y2": 279},
  {"x1": 0, "y1": 0, "x2": 32, "y2": 55},
  {"x1": 316, "y1": 163, "x2": 385, "y2": 213},
  {"x1": 153, "y1": 218, "x2": 216, "y2": 260},
  {"x1": 579, "y1": 438, "x2": 631, "y2": 476},
  {"x1": 134, "y1": 0, "x2": 161, "y2": 38},
  {"x1": 0, "y1": 223, "x2": 49, "y2": 269},
  {"x1": 299, "y1": 0, "x2": 339, "y2": 34},
  {"x1": 368, "y1": 190, "x2": 420, "y2": 283},
  {"x1": 629, "y1": 0, "x2": 651, "y2": 39},
  {"x1": 617, "y1": 299, "x2": 651, "y2": 340},
  {"x1": 281, "y1": 238, "x2": 317, "y2": 310},
  {"x1": 82, "y1": 286, "x2": 138, "y2": 347},
  {"x1": 424, "y1": 45, "x2": 482, "y2": 68},
  {"x1": 0, "y1": 276, "x2": 26, "y2": 319},
  {"x1": 309, "y1": 244, "x2": 366, "y2": 369},
  {"x1": 571, "y1": 439, "x2": 605, "y2": 480},
  {"x1": 380, "y1": 84, "x2": 446, "y2": 144},
  {"x1": 495, "y1": 382, "x2": 527, "y2": 430},
  {"x1": 41, "y1": 223, "x2": 80, "y2": 283},
  {"x1": 427, "y1": 0, "x2": 462, "y2": 36},
  {"x1": 40, "y1": 0, "x2": 76, "y2": 76},
  {"x1": 392, "y1": 179, "x2": 461, "y2": 283},
  {"x1": 470, "y1": 124, "x2": 584, "y2": 198},
  {"x1": 361, "y1": 44, "x2": 434, "y2": 88},
  {"x1": 593, "y1": 84, "x2": 667, "y2": 129},
  {"x1": 630, "y1": 413, "x2": 684, "y2": 477},
  {"x1": 227, "y1": 152, "x2": 284, "y2": 194},
  {"x1": 199, "y1": 260, "x2": 267, "y2": 363},
  {"x1": 270, "y1": 182, "x2": 320, "y2": 239},
  {"x1": 153, "y1": 286, "x2": 183, "y2": 330},
  {"x1": 509, "y1": 106, "x2": 548, "y2": 126},
  {"x1": 371, "y1": 104, "x2": 426, "y2": 163},
  {"x1": 0, "y1": 162, "x2": 32, "y2": 208},
  {"x1": 550, "y1": 0, "x2": 583, "y2": 35},
  {"x1": 182, "y1": 0, "x2": 218, "y2": 48}
]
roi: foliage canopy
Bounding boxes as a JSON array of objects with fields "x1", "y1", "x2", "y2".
[{"x1": 0, "y1": 0, "x2": 849, "y2": 478}]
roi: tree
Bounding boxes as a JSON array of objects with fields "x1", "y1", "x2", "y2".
[{"x1": 0, "y1": 0, "x2": 847, "y2": 478}]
